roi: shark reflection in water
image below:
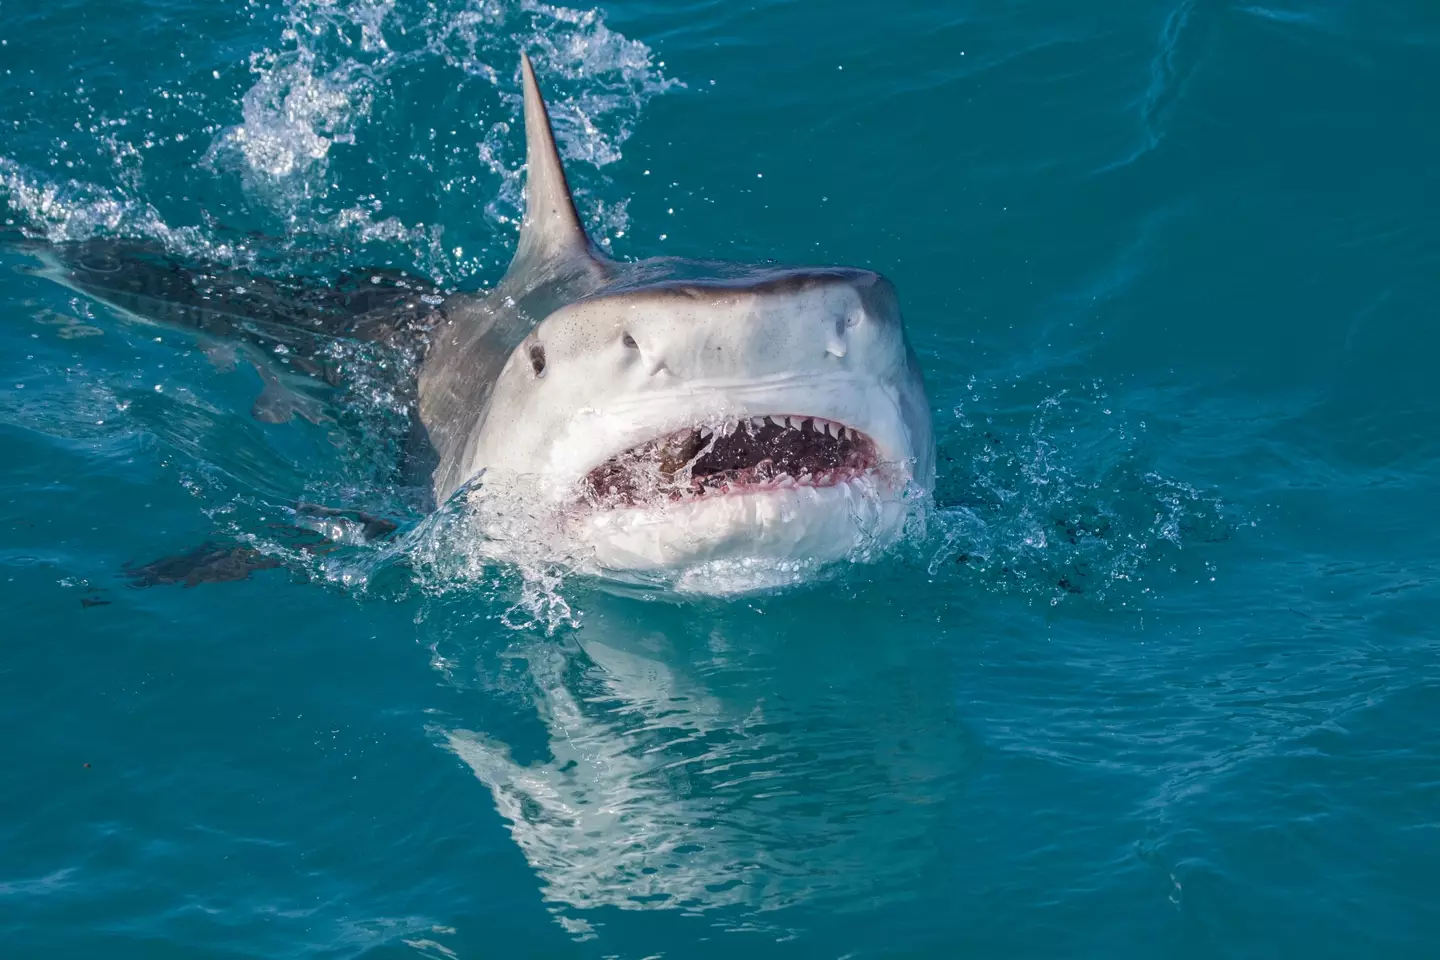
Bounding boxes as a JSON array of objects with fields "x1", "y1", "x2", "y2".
[{"x1": 440, "y1": 593, "x2": 970, "y2": 928}]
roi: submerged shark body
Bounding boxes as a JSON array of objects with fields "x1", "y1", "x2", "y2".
[
  {"x1": 442, "y1": 595, "x2": 961, "y2": 922},
  {"x1": 23, "y1": 56, "x2": 933, "y2": 587}
]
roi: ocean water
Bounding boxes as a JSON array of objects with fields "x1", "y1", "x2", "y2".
[{"x1": 4, "y1": 0, "x2": 1440, "y2": 956}]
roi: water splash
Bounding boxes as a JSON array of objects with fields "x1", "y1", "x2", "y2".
[
  {"x1": 919, "y1": 375, "x2": 1231, "y2": 610},
  {"x1": 0, "y1": 157, "x2": 232, "y2": 261},
  {"x1": 202, "y1": 0, "x2": 681, "y2": 277},
  {"x1": 207, "y1": 52, "x2": 367, "y2": 182},
  {"x1": 2, "y1": 0, "x2": 680, "y2": 284}
]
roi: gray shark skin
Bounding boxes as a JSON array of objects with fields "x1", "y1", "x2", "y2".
[{"x1": 18, "y1": 55, "x2": 934, "y2": 584}]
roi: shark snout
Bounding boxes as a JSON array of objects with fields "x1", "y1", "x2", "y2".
[
  {"x1": 621, "y1": 321, "x2": 852, "y2": 382},
  {"x1": 583, "y1": 280, "x2": 907, "y2": 390}
]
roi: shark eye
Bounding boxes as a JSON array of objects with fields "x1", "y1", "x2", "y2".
[
  {"x1": 529, "y1": 343, "x2": 546, "y2": 377},
  {"x1": 622, "y1": 333, "x2": 638, "y2": 349}
]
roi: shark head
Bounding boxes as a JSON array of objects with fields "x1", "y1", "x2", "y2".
[
  {"x1": 421, "y1": 56, "x2": 933, "y2": 585},
  {"x1": 471, "y1": 264, "x2": 934, "y2": 578}
]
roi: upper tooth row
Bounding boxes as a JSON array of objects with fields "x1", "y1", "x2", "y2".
[{"x1": 701, "y1": 417, "x2": 852, "y2": 439}]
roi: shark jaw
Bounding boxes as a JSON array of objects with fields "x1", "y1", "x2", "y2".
[
  {"x1": 551, "y1": 412, "x2": 917, "y2": 588},
  {"x1": 574, "y1": 476, "x2": 913, "y2": 591},
  {"x1": 453, "y1": 407, "x2": 920, "y2": 593},
  {"x1": 452, "y1": 357, "x2": 931, "y2": 592},
  {"x1": 581, "y1": 414, "x2": 881, "y2": 507}
]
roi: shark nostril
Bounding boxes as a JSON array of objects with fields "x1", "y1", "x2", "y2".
[
  {"x1": 529, "y1": 343, "x2": 546, "y2": 377},
  {"x1": 622, "y1": 333, "x2": 638, "y2": 349}
]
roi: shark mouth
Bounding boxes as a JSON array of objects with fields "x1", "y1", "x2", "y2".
[{"x1": 582, "y1": 416, "x2": 880, "y2": 508}]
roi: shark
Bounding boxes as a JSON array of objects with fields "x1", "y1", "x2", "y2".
[{"x1": 19, "y1": 55, "x2": 934, "y2": 589}]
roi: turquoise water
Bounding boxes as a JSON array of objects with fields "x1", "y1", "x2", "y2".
[{"x1": 4, "y1": 0, "x2": 1440, "y2": 955}]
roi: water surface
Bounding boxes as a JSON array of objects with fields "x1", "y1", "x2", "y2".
[{"x1": 3, "y1": 0, "x2": 1440, "y2": 956}]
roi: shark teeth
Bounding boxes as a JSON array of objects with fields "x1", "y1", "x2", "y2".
[
  {"x1": 722, "y1": 414, "x2": 856, "y2": 438},
  {"x1": 705, "y1": 414, "x2": 861, "y2": 436},
  {"x1": 581, "y1": 413, "x2": 878, "y2": 508}
]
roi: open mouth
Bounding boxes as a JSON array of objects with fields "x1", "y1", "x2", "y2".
[{"x1": 582, "y1": 416, "x2": 880, "y2": 508}]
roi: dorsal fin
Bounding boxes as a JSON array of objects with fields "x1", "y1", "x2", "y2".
[{"x1": 507, "y1": 54, "x2": 600, "y2": 279}]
